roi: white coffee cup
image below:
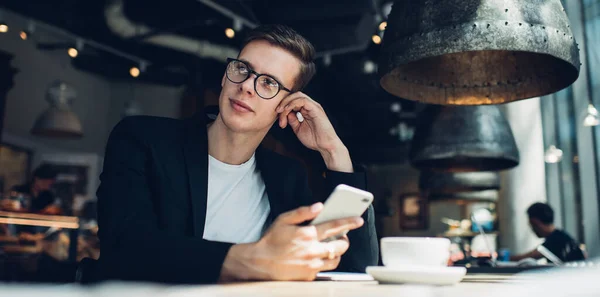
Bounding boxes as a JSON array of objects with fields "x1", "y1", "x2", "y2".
[{"x1": 380, "y1": 237, "x2": 451, "y2": 268}]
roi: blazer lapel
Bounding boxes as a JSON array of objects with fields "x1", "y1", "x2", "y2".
[{"x1": 183, "y1": 113, "x2": 209, "y2": 237}]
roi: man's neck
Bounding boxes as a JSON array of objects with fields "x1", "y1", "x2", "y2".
[
  {"x1": 543, "y1": 225, "x2": 556, "y2": 237},
  {"x1": 207, "y1": 116, "x2": 269, "y2": 165}
]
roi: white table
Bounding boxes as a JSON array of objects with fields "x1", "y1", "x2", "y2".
[{"x1": 0, "y1": 265, "x2": 598, "y2": 297}]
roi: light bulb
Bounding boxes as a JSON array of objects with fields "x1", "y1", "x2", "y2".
[
  {"x1": 130, "y1": 67, "x2": 140, "y2": 78},
  {"x1": 363, "y1": 60, "x2": 376, "y2": 73},
  {"x1": 21, "y1": 22, "x2": 35, "y2": 41},
  {"x1": 0, "y1": 23, "x2": 8, "y2": 33},
  {"x1": 67, "y1": 48, "x2": 78, "y2": 58},
  {"x1": 68, "y1": 39, "x2": 85, "y2": 58},
  {"x1": 544, "y1": 145, "x2": 563, "y2": 164},
  {"x1": 20, "y1": 22, "x2": 35, "y2": 41},
  {"x1": 372, "y1": 35, "x2": 382, "y2": 44},
  {"x1": 583, "y1": 104, "x2": 599, "y2": 127},
  {"x1": 390, "y1": 102, "x2": 402, "y2": 113},
  {"x1": 379, "y1": 21, "x2": 387, "y2": 31},
  {"x1": 225, "y1": 28, "x2": 235, "y2": 39}
]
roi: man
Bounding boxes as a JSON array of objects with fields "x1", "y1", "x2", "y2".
[
  {"x1": 510, "y1": 202, "x2": 585, "y2": 263},
  {"x1": 96, "y1": 24, "x2": 378, "y2": 284},
  {"x1": 7, "y1": 164, "x2": 59, "y2": 214},
  {"x1": 1, "y1": 164, "x2": 60, "y2": 249}
]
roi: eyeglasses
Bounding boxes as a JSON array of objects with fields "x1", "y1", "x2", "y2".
[{"x1": 225, "y1": 58, "x2": 293, "y2": 99}]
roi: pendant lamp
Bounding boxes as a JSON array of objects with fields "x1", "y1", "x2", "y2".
[
  {"x1": 379, "y1": 0, "x2": 580, "y2": 105},
  {"x1": 409, "y1": 105, "x2": 519, "y2": 172},
  {"x1": 31, "y1": 81, "x2": 83, "y2": 138}
]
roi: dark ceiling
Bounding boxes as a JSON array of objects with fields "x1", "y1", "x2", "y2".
[{"x1": 1, "y1": 0, "x2": 420, "y2": 165}]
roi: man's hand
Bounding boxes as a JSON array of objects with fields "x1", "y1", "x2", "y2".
[
  {"x1": 219, "y1": 203, "x2": 364, "y2": 282},
  {"x1": 276, "y1": 92, "x2": 353, "y2": 173}
]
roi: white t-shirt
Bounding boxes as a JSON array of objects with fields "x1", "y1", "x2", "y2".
[{"x1": 202, "y1": 153, "x2": 271, "y2": 244}]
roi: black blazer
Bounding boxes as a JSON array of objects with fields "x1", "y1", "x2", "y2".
[{"x1": 96, "y1": 113, "x2": 378, "y2": 284}]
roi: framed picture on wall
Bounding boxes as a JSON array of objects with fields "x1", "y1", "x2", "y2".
[
  {"x1": 399, "y1": 193, "x2": 428, "y2": 230},
  {"x1": 0, "y1": 143, "x2": 33, "y2": 193}
]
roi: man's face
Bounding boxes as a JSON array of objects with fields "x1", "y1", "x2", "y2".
[
  {"x1": 34, "y1": 178, "x2": 55, "y2": 192},
  {"x1": 529, "y1": 217, "x2": 543, "y2": 238},
  {"x1": 218, "y1": 40, "x2": 301, "y2": 133}
]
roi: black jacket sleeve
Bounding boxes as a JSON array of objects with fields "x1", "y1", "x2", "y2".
[
  {"x1": 327, "y1": 170, "x2": 379, "y2": 272},
  {"x1": 295, "y1": 164, "x2": 379, "y2": 273},
  {"x1": 96, "y1": 118, "x2": 232, "y2": 284}
]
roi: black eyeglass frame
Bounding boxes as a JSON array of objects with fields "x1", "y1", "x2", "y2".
[{"x1": 225, "y1": 58, "x2": 293, "y2": 99}]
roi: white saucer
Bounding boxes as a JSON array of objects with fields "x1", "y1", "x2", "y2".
[{"x1": 366, "y1": 265, "x2": 467, "y2": 286}]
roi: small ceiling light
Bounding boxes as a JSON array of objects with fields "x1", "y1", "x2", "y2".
[
  {"x1": 583, "y1": 104, "x2": 599, "y2": 127},
  {"x1": 68, "y1": 48, "x2": 78, "y2": 58},
  {"x1": 130, "y1": 66, "x2": 140, "y2": 78},
  {"x1": 379, "y1": 21, "x2": 387, "y2": 31},
  {"x1": 20, "y1": 21, "x2": 35, "y2": 40},
  {"x1": 225, "y1": 28, "x2": 235, "y2": 39},
  {"x1": 68, "y1": 39, "x2": 84, "y2": 58},
  {"x1": 372, "y1": 34, "x2": 382, "y2": 44},
  {"x1": 130, "y1": 61, "x2": 147, "y2": 78},
  {"x1": 544, "y1": 145, "x2": 563, "y2": 164},
  {"x1": 0, "y1": 12, "x2": 7, "y2": 33}
]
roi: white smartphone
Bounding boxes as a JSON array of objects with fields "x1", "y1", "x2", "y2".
[{"x1": 309, "y1": 184, "x2": 374, "y2": 241}]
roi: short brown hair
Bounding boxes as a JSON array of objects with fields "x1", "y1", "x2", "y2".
[{"x1": 242, "y1": 24, "x2": 316, "y2": 91}]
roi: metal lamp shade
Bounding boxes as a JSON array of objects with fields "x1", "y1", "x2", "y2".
[
  {"x1": 31, "y1": 81, "x2": 83, "y2": 139},
  {"x1": 379, "y1": 0, "x2": 580, "y2": 105},
  {"x1": 31, "y1": 108, "x2": 83, "y2": 138},
  {"x1": 419, "y1": 171, "x2": 500, "y2": 194},
  {"x1": 409, "y1": 105, "x2": 519, "y2": 172}
]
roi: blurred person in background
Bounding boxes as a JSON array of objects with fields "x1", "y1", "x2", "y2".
[
  {"x1": 3, "y1": 164, "x2": 61, "y2": 215},
  {"x1": 510, "y1": 202, "x2": 585, "y2": 263}
]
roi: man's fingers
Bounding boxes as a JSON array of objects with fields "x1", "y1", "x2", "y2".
[
  {"x1": 287, "y1": 112, "x2": 301, "y2": 132},
  {"x1": 305, "y1": 240, "x2": 350, "y2": 260},
  {"x1": 284, "y1": 98, "x2": 308, "y2": 112},
  {"x1": 278, "y1": 111, "x2": 288, "y2": 128},
  {"x1": 278, "y1": 98, "x2": 307, "y2": 128},
  {"x1": 277, "y1": 92, "x2": 307, "y2": 112},
  {"x1": 321, "y1": 257, "x2": 342, "y2": 272},
  {"x1": 277, "y1": 203, "x2": 323, "y2": 225},
  {"x1": 315, "y1": 217, "x2": 364, "y2": 241},
  {"x1": 277, "y1": 95, "x2": 321, "y2": 129},
  {"x1": 306, "y1": 256, "x2": 342, "y2": 273}
]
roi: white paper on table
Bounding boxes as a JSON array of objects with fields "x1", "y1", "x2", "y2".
[{"x1": 315, "y1": 272, "x2": 374, "y2": 281}]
